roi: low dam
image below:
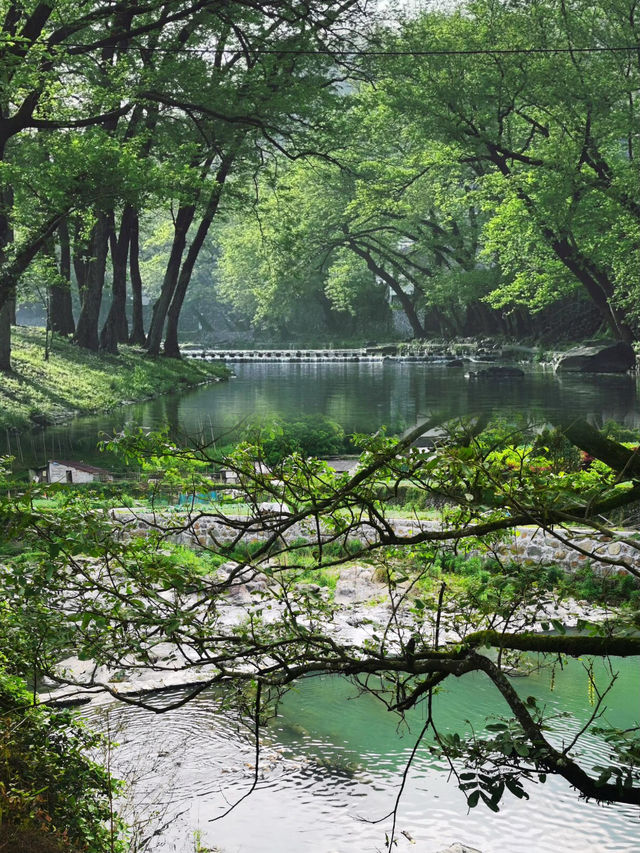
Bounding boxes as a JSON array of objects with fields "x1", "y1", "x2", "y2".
[{"x1": 181, "y1": 346, "x2": 483, "y2": 363}]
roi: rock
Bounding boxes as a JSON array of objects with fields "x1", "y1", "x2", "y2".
[
  {"x1": 554, "y1": 341, "x2": 636, "y2": 373},
  {"x1": 445, "y1": 358, "x2": 464, "y2": 367},
  {"x1": 366, "y1": 344, "x2": 398, "y2": 356},
  {"x1": 468, "y1": 366, "x2": 524, "y2": 379},
  {"x1": 29, "y1": 411, "x2": 54, "y2": 426},
  {"x1": 334, "y1": 565, "x2": 380, "y2": 604}
]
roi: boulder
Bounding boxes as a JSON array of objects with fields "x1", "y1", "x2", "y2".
[
  {"x1": 554, "y1": 341, "x2": 636, "y2": 373},
  {"x1": 468, "y1": 366, "x2": 524, "y2": 379},
  {"x1": 366, "y1": 344, "x2": 398, "y2": 356}
]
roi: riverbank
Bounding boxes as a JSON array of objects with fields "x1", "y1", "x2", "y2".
[
  {"x1": 0, "y1": 327, "x2": 230, "y2": 431},
  {"x1": 41, "y1": 540, "x2": 621, "y2": 708}
]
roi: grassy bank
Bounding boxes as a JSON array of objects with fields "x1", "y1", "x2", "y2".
[{"x1": 0, "y1": 326, "x2": 230, "y2": 430}]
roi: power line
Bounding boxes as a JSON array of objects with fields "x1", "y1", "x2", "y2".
[
  {"x1": 62, "y1": 41, "x2": 640, "y2": 58},
  {"x1": 226, "y1": 45, "x2": 639, "y2": 56}
]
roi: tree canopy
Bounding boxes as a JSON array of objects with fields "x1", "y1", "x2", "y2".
[{"x1": 1, "y1": 0, "x2": 639, "y2": 366}]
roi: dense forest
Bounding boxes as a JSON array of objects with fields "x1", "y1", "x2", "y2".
[
  {"x1": 2, "y1": 2, "x2": 640, "y2": 852},
  {"x1": 1, "y1": 0, "x2": 638, "y2": 371}
]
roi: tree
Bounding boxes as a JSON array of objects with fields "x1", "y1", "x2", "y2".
[
  {"x1": 0, "y1": 0, "x2": 236, "y2": 369},
  {"x1": 0, "y1": 1, "x2": 370, "y2": 367},
  {"x1": 2, "y1": 416, "x2": 640, "y2": 847},
  {"x1": 372, "y1": 0, "x2": 640, "y2": 340},
  {"x1": 135, "y1": 0, "x2": 369, "y2": 357},
  {"x1": 216, "y1": 102, "x2": 490, "y2": 340}
]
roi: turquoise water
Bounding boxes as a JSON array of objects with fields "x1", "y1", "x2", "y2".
[{"x1": 87, "y1": 655, "x2": 640, "y2": 852}]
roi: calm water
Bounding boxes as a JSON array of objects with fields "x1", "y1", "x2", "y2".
[
  {"x1": 17, "y1": 361, "x2": 640, "y2": 850},
  {"x1": 6, "y1": 362, "x2": 640, "y2": 468},
  {"x1": 87, "y1": 657, "x2": 640, "y2": 853}
]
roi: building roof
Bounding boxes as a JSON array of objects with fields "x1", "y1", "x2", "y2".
[
  {"x1": 324, "y1": 457, "x2": 360, "y2": 473},
  {"x1": 49, "y1": 460, "x2": 112, "y2": 475}
]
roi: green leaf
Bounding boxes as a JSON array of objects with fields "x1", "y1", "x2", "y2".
[
  {"x1": 466, "y1": 790, "x2": 480, "y2": 809},
  {"x1": 505, "y1": 778, "x2": 529, "y2": 800},
  {"x1": 480, "y1": 791, "x2": 500, "y2": 812}
]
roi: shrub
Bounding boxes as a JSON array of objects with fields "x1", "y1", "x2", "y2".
[
  {"x1": 0, "y1": 669, "x2": 125, "y2": 852},
  {"x1": 242, "y1": 415, "x2": 346, "y2": 464}
]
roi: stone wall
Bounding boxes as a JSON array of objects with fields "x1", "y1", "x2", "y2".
[
  {"x1": 466, "y1": 526, "x2": 636, "y2": 576},
  {"x1": 109, "y1": 510, "x2": 638, "y2": 575}
]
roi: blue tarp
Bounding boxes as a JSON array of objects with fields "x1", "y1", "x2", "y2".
[{"x1": 178, "y1": 491, "x2": 218, "y2": 505}]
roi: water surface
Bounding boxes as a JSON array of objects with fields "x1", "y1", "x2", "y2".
[
  {"x1": 6, "y1": 362, "x2": 640, "y2": 469},
  {"x1": 86, "y1": 656, "x2": 640, "y2": 853},
  {"x1": 15, "y1": 361, "x2": 640, "y2": 850}
]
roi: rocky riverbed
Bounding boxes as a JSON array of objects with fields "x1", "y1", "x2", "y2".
[{"x1": 42, "y1": 554, "x2": 621, "y2": 709}]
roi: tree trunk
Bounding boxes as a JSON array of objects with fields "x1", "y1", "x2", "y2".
[
  {"x1": 100, "y1": 207, "x2": 134, "y2": 354},
  {"x1": 348, "y1": 241, "x2": 426, "y2": 338},
  {"x1": 146, "y1": 152, "x2": 216, "y2": 357},
  {"x1": 128, "y1": 211, "x2": 146, "y2": 346},
  {"x1": 146, "y1": 204, "x2": 196, "y2": 356},
  {"x1": 491, "y1": 152, "x2": 636, "y2": 343},
  {"x1": 0, "y1": 298, "x2": 11, "y2": 372},
  {"x1": 74, "y1": 212, "x2": 110, "y2": 352},
  {"x1": 163, "y1": 155, "x2": 234, "y2": 358},
  {"x1": 0, "y1": 150, "x2": 13, "y2": 370},
  {"x1": 315, "y1": 290, "x2": 339, "y2": 332},
  {"x1": 550, "y1": 235, "x2": 634, "y2": 342},
  {"x1": 49, "y1": 220, "x2": 75, "y2": 335}
]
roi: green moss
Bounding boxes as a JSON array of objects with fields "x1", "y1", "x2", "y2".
[{"x1": 0, "y1": 327, "x2": 229, "y2": 430}]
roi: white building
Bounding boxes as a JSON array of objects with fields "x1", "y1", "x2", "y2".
[{"x1": 32, "y1": 460, "x2": 114, "y2": 484}]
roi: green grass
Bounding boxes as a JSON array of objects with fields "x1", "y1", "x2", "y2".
[{"x1": 0, "y1": 327, "x2": 229, "y2": 431}]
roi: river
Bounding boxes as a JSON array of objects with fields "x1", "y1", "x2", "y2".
[
  {"x1": 86, "y1": 658, "x2": 639, "y2": 853},
  {"x1": 16, "y1": 361, "x2": 640, "y2": 850},
  {"x1": 6, "y1": 361, "x2": 640, "y2": 468}
]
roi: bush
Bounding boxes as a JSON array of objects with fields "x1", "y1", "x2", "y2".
[
  {"x1": 243, "y1": 414, "x2": 346, "y2": 464},
  {"x1": 0, "y1": 669, "x2": 125, "y2": 852}
]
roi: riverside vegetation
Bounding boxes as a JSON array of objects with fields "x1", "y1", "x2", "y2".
[
  {"x1": 1, "y1": 0, "x2": 639, "y2": 849},
  {"x1": 1, "y1": 0, "x2": 639, "y2": 367},
  {"x1": 2, "y1": 416, "x2": 640, "y2": 850},
  {"x1": 0, "y1": 327, "x2": 228, "y2": 431}
]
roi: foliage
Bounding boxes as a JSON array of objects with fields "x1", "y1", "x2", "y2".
[
  {"x1": 0, "y1": 327, "x2": 228, "y2": 430},
  {"x1": 1, "y1": 416, "x2": 640, "y2": 852},
  {"x1": 0, "y1": 667, "x2": 124, "y2": 852},
  {"x1": 240, "y1": 415, "x2": 347, "y2": 464},
  {"x1": 372, "y1": 0, "x2": 640, "y2": 339}
]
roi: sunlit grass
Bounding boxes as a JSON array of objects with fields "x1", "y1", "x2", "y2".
[{"x1": 1, "y1": 327, "x2": 229, "y2": 430}]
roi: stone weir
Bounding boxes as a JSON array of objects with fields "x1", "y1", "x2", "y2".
[
  {"x1": 183, "y1": 347, "x2": 379, "y2": 362},
  {"x1": 181, "y1": 346, "x2": 470, "y2": 363}
]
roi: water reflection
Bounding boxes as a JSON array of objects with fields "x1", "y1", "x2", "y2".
[
  {"x1": 84, "y1": 657, "x2": 640, "y2": 853},
  {"x1": 4, "y1": 363, "x2": 640, "y2": 469}
]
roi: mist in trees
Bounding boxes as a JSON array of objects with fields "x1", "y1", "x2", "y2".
[{"x1": 1, "y1": 0, "x2": 638, "y2": 369}]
